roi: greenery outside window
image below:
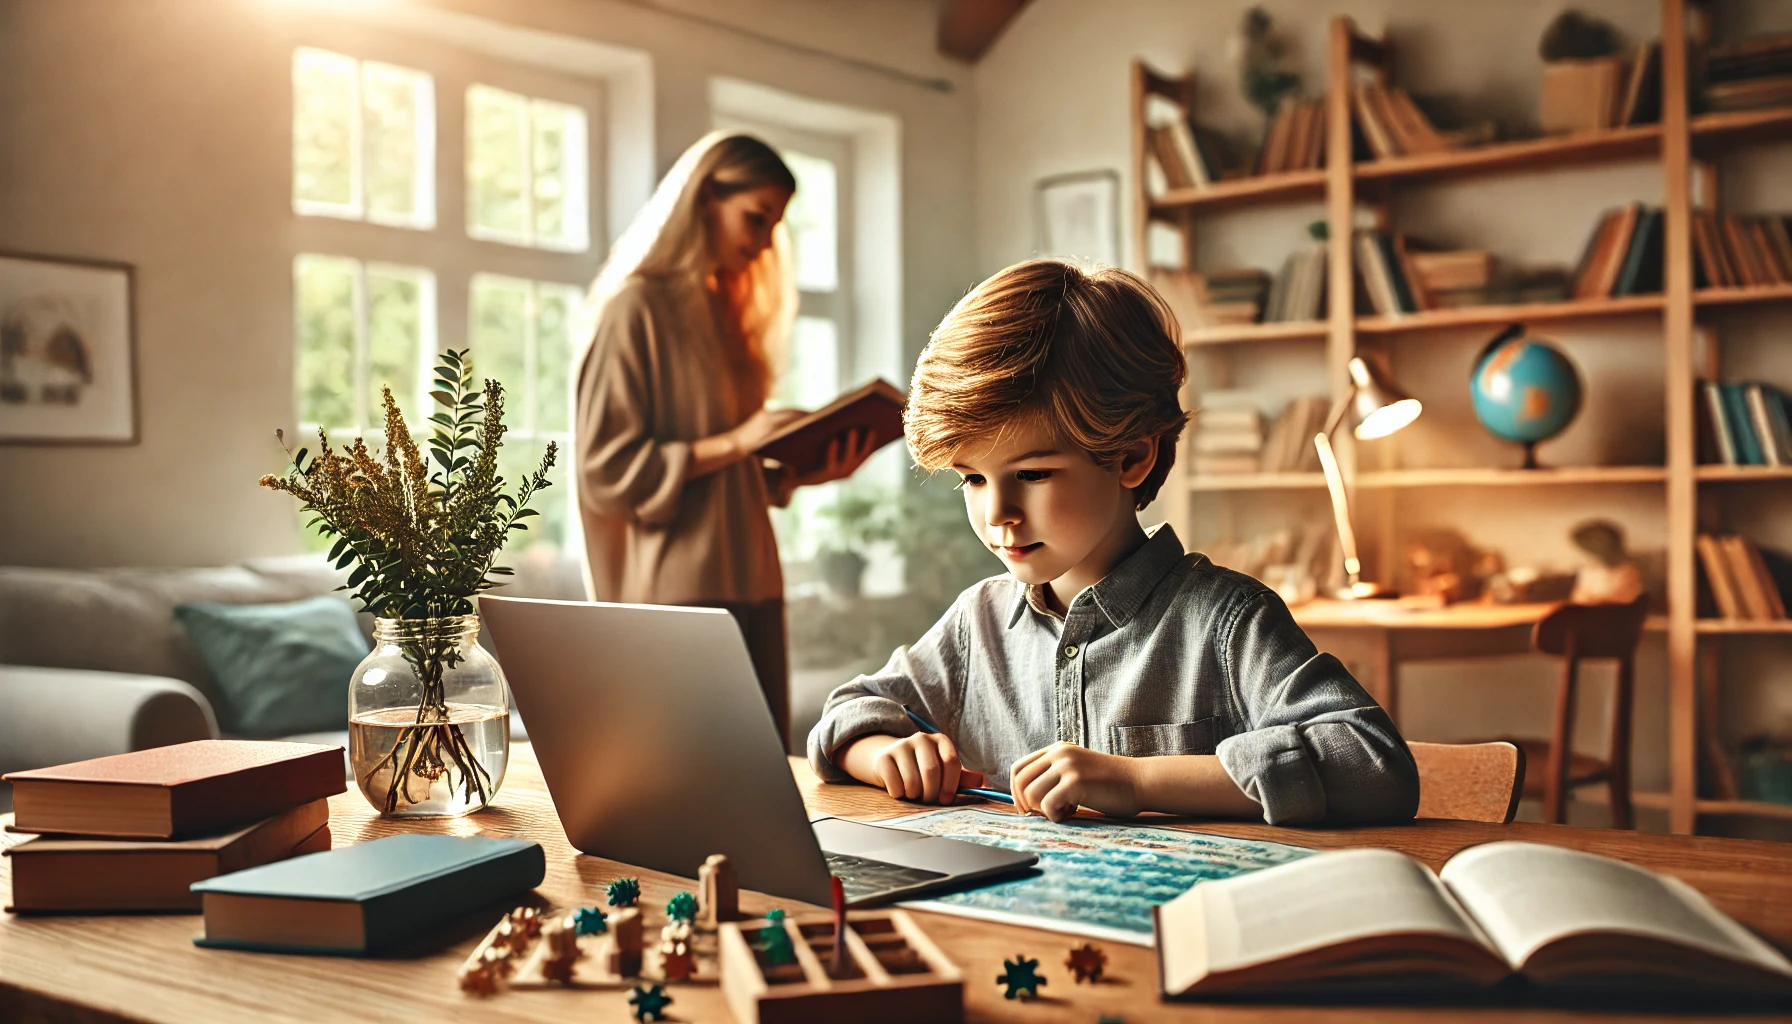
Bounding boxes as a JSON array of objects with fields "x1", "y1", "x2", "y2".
[
  {"x1": 466, "y1": 84, "x2": 590, "y2": 252},
  {"x1": 292, "y1": 47, "x2": 435, "y2": 229}
]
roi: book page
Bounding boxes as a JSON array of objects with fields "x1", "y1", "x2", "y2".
[
  {"x1": 1440, "y1": 841, "x2": 1792, "y2": 974},
  {"x1": 1196, "y1": 848, "x2": 1489, "y2": 971}
]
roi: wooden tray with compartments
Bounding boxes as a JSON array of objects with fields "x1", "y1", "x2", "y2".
[{"x1": 718, "y1": 910, "x2": 962, "y2": 1024}]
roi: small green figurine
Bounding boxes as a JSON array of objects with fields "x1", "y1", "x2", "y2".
[
  {"x1": 607, "y1": 877, "x2": 641, "y2": 908},
  {"x1": 997, "y1": 955, "x2": 1047, "y2": 1000},
  {"x1": 757, "y1": 908, "x2": 795, "y2": 966},
  {"x1": 666, "y1": 891, "x2": 698, "y2": 923},
  {"x1": 628, "y1": 983, "x2": 673, "y2": 1022},
  {"x1": 573, "y1": 906, "x2": 608, "y2": 936}
]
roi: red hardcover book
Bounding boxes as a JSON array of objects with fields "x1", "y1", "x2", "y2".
[
  {"x1": 753, "y1": 379, "x2": 906, "y2": 477},
  {"x1": 3, "y1": 740, "x2": 345, "y2": 840}
]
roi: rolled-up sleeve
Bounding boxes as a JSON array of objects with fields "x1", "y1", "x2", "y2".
[
  {"x1": 575, "y1": 289, "x2": 692, "y2": 526},
  {"x1": 1213, "y1": 592, "x2": 1419, "y2": 825},
  {"x1": 805, "y1": 594, "x2": 969, "y2": 783}
]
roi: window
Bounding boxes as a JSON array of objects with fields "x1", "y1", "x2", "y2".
[
  {"x1": 293, "y1": 255, "x2": 436, "y2": 435},
  {"x1": 466, "y1": 85, "x2": 590, "y2": 251},
  {"x1": 292, "y1": 48, "x2": 435, "y2": 229},
  {"x1": 468, "y1": 275, "x2": 590, "y2": 551}
]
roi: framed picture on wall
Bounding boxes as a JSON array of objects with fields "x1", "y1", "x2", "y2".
[
  {"x1": 1036, "y1": 169, "x2": 1120, "y2": 267},
  {"x1": 0, "y1": 252, "x2": 137, "y2": 445}
]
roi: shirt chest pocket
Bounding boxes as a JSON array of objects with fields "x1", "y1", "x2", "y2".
[{"x1": 1109, "y1": 717, "x2": 1219, "y2": 757}]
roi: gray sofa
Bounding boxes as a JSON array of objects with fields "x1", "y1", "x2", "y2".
[{"x1": 0, "y1": 554, "x2": 579, "y2": 801}]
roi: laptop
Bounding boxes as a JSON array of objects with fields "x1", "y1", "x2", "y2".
[{"x1": 480, "y1": 595, "x2": 1036, "y2": 907}]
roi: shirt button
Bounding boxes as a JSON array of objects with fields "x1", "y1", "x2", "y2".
[{"x1": 1063, "y1": 645, "x2": 1079, "y2": 659}]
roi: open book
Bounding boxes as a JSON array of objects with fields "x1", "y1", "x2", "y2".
[
  {"x1": 753, "y1": 379, "x2": 905, "y2": 476},
  {"x1": 1155, "y1": 842, "x2": 1792, "y2": 997}
]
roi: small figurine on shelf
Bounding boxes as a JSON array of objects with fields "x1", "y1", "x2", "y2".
[
  {"x1": 1066, "y1": 942, "x2": 1108, "y2": 984},
  {"x1": 607, "y1": 876, "x2": 641, "y2": 908},
  {"x1": 997, "y1": 955, "x2": 1047, "y2": 1000},
  {"x1": 699, "y1": 853, "x2": 739, "y2": 927},
  {"x1": 573, "y1": 906, "x2": 609, "y2": 936},
  {"x1": 628, "y1": 983, "x2": 674, "y2": 1022}
]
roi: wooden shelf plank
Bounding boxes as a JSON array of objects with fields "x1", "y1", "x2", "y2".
[
  {"x1": 1693, "y1": 284, "x2": 1792, "y2": 309},
  {"x1": 1355, "y1": 295, "x2": 1664, "y2": 335},
  {"x1": 1189, "y1": 472, "x2": 1326, "y2": 492},
  {"x1": 1182, "y1": 321, "x2": 1328, "y2": 347},
  {"x1": 1690, "y1": 106, "x2": 1792, "y2": 148},
  {"x1": 1696, "y1": 618, "x2": 1792, "y2": 634},
  {"x1": 1149, "y1": 169, "x2": 1326, "y2": 214},
  {"x1": 1355, "y1": 466, "x2": 1667, "y2": 488},
  {"x1": 1696, "y1": 799, "x2": 1792, "y2": 820},
  {"x1": 1353, "y1": 124, "x2": 1662, "y2": 184},
  {"x1": 1695, "y1": 465, "x2": 1792, "y2": 483}
]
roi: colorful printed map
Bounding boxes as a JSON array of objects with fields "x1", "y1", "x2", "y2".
[{"x1": 885, "y1": 807, "x2": 1313, "y2": 945}]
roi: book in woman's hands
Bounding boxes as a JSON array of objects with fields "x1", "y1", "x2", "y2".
[
  {"x1": 1155, "y1": 842, "x2": 1792, "y2": 998},
  {"x1": 753, "y1": 379, "x2": 905, "y2": 476}
]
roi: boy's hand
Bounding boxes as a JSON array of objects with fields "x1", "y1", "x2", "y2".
[
  {"x1": 1010, "y1": 743, "x2": 1142, "y2": 822},
  {"x1": 847, "y1": 733, "x2": 986, "y2": 805}
]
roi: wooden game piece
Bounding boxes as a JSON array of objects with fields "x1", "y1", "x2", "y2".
[
  {"x1": 573, "y1": 906, "x2": 608, "y2": 935},
  {"x1": 666, "y1": 890, "x2": 698, "y2": 924},
  {"x1": 698, "y1": 853, "x2": 739, "y2": 928},
  {"x1": 720, "y1": 910, "x2": 963, "y2": 1023},
  {"x1": 829, "y1": 877, "x2": 847, "y2": 978},
  {"x1": 997, "y1": 955, "x2": 1045, "y2": 1000},
  {"x1": 457, "y1": 946, "x2": 508, "y2": 997},
  {"x1": 1066, "y1": 942, "x2": 1108, "y2": 984},
  {"x1": 607, "y1": 876, "x2": 641, "y2": 908},
  {"x1": 659, "y1": 940, "x2": 695, "y2": 984},
  {"x1": 607, "y1": 907, "x2": 644, "y2": 978},
  {"x1": 757, "y1": 908, "x2": 795, "y2": 965},
  {"x1": 628, "y1": 983, "x2": 673, "y2": 1022},
  {"x1": 538, "y1": 917, "x2": 583, "y2": 985}
]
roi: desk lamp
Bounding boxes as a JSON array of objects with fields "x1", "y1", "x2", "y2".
[{"x1": 1313, "y1": 356, "x2": 1422, "y2": 598}]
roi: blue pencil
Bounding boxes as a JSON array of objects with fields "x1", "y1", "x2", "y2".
[{"x1": 902, "y1": 706, "x2": 1016, "y2": 805}]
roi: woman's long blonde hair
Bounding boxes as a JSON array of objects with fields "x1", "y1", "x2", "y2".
[{"x1": 586, "y1": 132, "x2": 798, "y2": 410}]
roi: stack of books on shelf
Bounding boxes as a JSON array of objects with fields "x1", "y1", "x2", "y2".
[
  {"x1": 1150, "y1": 267, "x2": 1270, "y2": 328},
  {"x1": 1, "y1": 740, "x2": 344, "y2": 913},
  {"x1": 1692, "y1": 211, "x2": 1792, "y2": 288},
  {"x1": 1698, "y1": 533, "x2": 1790, "y2": 623},
  {"x1": 1702, "y1": 33, "x2": 1792, "y2": 112},
  {"x1": 1146, "y1": 116, "x2": 1219, "y2": 193},
  {"x1": 1351, "y1": 83, "x2": 1454, "y2": 159},
  {"x1": 1259, "y1": 396, "x2": 1328, "y2": 473},
  {"x1": 1265, "y1": 244, "x2": 1327, "y2": 323},
  {"x1": 1700, "y1": 380, "x2": 1792, "y2": 466},
  {"x1": 1571, "y1": 203, "x2": 1665, "y2": 299},
  {"x1": 1192, "y1": 392, "x2": 1262, "y2": 476},
  {"x1": 1258, "y1": 96, "x2": 1327, "y2": 174},
  {"x1": 1354, "y1": 232, "x2": 1424, "y2": 315},
  {"x1": 1407, "y1": 250, "x2": 1495, "y2": 308}
]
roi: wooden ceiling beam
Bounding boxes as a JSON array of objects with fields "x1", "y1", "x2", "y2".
[{"x1": 937, "y1": 0, "x2": 1031, "y2": 63}]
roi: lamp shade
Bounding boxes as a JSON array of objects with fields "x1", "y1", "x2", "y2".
[{"x1": 1346, "y1": 356, "x2": 1422, "y2": 439}]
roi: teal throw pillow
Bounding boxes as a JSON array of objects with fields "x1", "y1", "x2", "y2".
[{"x1": 174, "y1": 596, "x2": 368, "y2": 737}]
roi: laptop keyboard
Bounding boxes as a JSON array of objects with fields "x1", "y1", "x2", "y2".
[{"x1": 824, "y1": 851, "x2": 947, "y2": 902}]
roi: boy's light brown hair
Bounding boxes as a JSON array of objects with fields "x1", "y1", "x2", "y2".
[{"x1": 905, "y1": 259, "x2": 1188, "y2": 508}]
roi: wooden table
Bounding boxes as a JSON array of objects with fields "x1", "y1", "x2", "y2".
[{"x1": 5, "y1": 744, "x2": 1792, "y2": 1023}]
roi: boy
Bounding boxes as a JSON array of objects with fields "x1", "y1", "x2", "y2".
[{"x1": 805, "y1": 259, "x2": 1419, "y2": 825}]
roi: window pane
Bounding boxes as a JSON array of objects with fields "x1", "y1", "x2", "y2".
[
  {"x1": 469, "y1": 273, "x2": 531, "y2": 429},
  {"x1": 292, "y1": 48, "x2": 358, "y2": 213},
  {"x1": 781, "y1": 316, "x2": 839, "y2": 409},
  {"x1": 534, "y1": 284, "x2": 582, "y2": 434},
  {"x1": 466, "y1": 85, "x2": 528, "y2": 241},
  {"x1": 530, "y1": 99, "x2": 589, "y2": 251},
  {"x1": 362, "y1": 62, "x2": 433, "y2": 228},
  {"x1": 781, "y1": 149, "x2": 839, "y2": 292},
  {"x1": 294, "y1": 254, "x2": 358, "y2": 430},
  {"x1": 366, "y1": 265, "x2": 429, "y2": 430},
  {"x1": 497, "y1": 440, "x2": 565, "y2": 552}
]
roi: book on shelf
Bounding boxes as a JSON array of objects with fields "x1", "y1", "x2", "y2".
[
  {"x1": 1257, "y1": 97, "x2": 1327, "y2": 175},
  {"x1": 1692, "y1": 212, "x2": 1792, "y2": 289},
  {"x1": 1703, "y1": 32, "x2": 1792, "y2": 111},
  {"x1": 1618, "y1": 42, "x2": 1663, "y2": 126},
  {"x1": 1259, "y1": 396, "x2": 1328, "y2": 474},
  {"x1": 1192, "y1": 391, "x2": 1264, "y2": 476},
  {"x1": 1354, "y1": 231, "x2": 1421, "y2": 316},
  {"x1": 1698, "y1": 533, "x2": 1790, "y2": 622},
  {"x1": 1149, "y1": 267, "x2": 1268, "y2": 329},
  {"x1": 1, "y1": 740, "x2": 345, "y2": 840},
  {"x1": 1568, "y1": 204, "x2": 1664, "y2": 300},
  {"x1": 1263, "y1": 245, "x2": 1325, "y2": 324},
  {"x1": 1147, "y1": 118, "x2": 1217, "y2": 194},
  {"x1": 4, "y1": 799, "x2": 331, "y2": 914},
  {"x1": 1155, "y1": 842, "x2": 1792, "y2": 998},
  {"x1": 1407, "y1": 249, "x2": 1493, "y2": 294},
  {"x1": 1698, "y1": 380, "x2": 1792, "y2": 466}
]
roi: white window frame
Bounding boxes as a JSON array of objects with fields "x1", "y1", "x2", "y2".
[
  {"x1": 293, "y1": 254, "x2": 438, "y2": 436},
  {"x1": 464, "y1": 84, "x2": 591, "y2": 253},
  {"x1": 292, "y1": 47, "x2": 437, "y2": 231}
]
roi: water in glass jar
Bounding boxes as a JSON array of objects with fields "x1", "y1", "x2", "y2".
[{"x1": 349, "y1": 703, "x2": 510, "y2": 817}]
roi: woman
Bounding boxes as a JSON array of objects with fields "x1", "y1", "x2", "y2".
[{"x1": 576, "y1": 132, "x2": 873, "y2": 749}]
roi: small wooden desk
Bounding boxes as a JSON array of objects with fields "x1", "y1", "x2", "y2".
[
  {"x1": 5, "y1": 745, "x2": 1791, "y2": 1023},
  {"x1": 1292, "y1": 600, "x2": 1561, "y2": 724}
]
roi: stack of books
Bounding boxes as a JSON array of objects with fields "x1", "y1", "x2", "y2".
[
  {"x1": 1259, "y1": 396, "x2": 1328, "y2": 473},
  {"x1": 1150, "y1": 267, "x2": 1270, "y2": 328},
  {"x1": 1258, "y1": 96, "x2": 1327, "y2": 174},
  {"x1": 1146, "y1": 117, "x2": 1219, "y2": 193},
  {"x1": 1264, "y1": 244, "x2": 1327, "y2": 323},
  {"x1": 1698, "y1": 533, "x2": 1790, "y2": 622},
  {"x1": 1700, "y1": 380, "x2": 1792, "y2": 466},
  {"x1": 1703, "y1": 33, "x2": 1792, "y2": 112},
  {"x1": 1351, "y1": 84, "x2": 1452, "y2": 159},
  {"x1": 1354, "y1": 232, "x2": 1423, "y2": 316},
  {"x1": 1405, "y1": 250, "x2": 1494, "y2": 307},
  {"x1": 2, "y1": 740, "x2": 344, "y2": 913},
  {"x1": 1192, "y1": 392, "x2": 1263, "y2": 476},
  {"x1": 1571, "y1": 204, "x2": 1666, "y2": 299},
  {"x1": 1691, "y1": 211, "x2": 1792, "y2": 288}
]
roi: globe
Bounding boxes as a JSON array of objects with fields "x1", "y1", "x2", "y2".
[{"x1": 1469, "y1": 330, "x2": 1583, "y2": 468}]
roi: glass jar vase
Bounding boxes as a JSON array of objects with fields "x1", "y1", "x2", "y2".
[{"x1": 348, "y1": 615, "x2": 510, "y2": 817}]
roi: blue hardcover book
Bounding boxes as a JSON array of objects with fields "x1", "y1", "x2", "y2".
[
  {"x1": 1722, "y1": 384, "x2": 1764, "y2": 465},
  {"x1": 190, "y1": 834, "x2": 544, "y2": 955},
  {"x1": 1766, "y1": 386, "x2": 1792, "y2": 467}
]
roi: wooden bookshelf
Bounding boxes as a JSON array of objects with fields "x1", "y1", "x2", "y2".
[
  {"x1": 1134, "y1": 3, "x2": 1792, "y2": 836},
  {"x1": 1353, "y1": 124, "x2": 1662, "y2": 185},
  {"x1": 1355, "y1": 295, "x2": 1666, "y2": 336}
]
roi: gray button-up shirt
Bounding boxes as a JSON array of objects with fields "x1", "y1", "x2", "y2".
[{"x1": 805, "y1": 524, "x2": 1419, "y2": 825}]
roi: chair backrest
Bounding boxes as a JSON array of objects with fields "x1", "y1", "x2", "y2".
[
  {"x1": 1531, "y1": 596, "x2": 1650, "y2": 659},
  {"x1": 1410, "y1": 741, "x2": 1525, "y2": 823}
]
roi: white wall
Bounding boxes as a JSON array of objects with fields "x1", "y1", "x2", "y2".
[
  {"x1": 0, "y1": 0, "x2": 978, "y2": 568},
  {"x1": 971, "y1": 0, "x2": 1792, "y2": 829}
]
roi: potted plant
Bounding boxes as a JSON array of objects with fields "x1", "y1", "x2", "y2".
[
  {"x1": 813, "y1": 485, "x2": 897, "y2": 599},
  {"x1": 260, "y1": 349, "x2": 555, "y2": 817}
]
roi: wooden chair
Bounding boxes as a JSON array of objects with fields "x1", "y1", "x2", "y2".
[
  {"x1": 1410, "y1": 741, "x2": 1524, "y2": 823},
  {"x1": 1501, "y1": 596, "x2": 1651, "y2": 829}
]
